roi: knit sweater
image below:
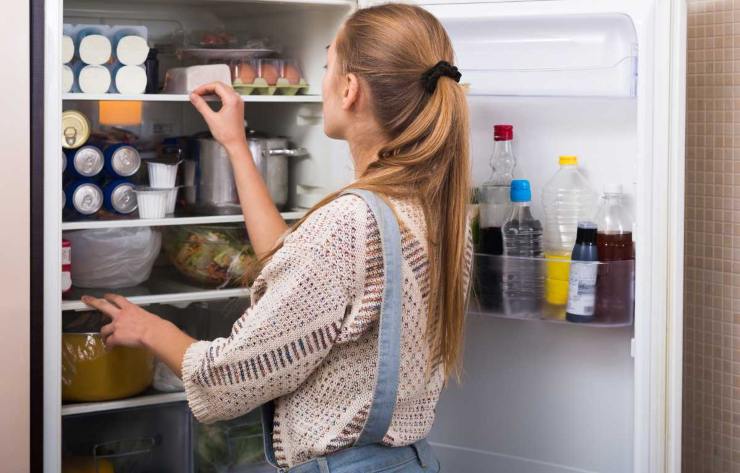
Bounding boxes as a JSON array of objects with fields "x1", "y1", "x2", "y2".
[{"x1": 182, "y1": 194, "x2": 472, "y2": 468}]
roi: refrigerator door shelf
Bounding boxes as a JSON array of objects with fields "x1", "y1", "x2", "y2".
[
  {"x1": 471, "y1": 254, "x2": 635, "y2": 327},
  {"x1": 429, "y1": 11, "x2": 638, "y2": 97}
]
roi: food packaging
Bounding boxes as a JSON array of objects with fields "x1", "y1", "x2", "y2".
[
  {"x1": 280, "y1": 58, "x2": 303, "y2": 85},
  {"x1": 62, "y1": 330, "x2": 154, "y2": 402},
  {"x1": 116, "y1": 35, "x2": 150, "y2": 66},
  {"x1": 62, "y1": 65, "x2": 75, "y2": 93},
  {"x1": 162, "y1": 225, "x2": 258, "y2": 288},
  {"x1": 77, "y1": 64, "x2": 112, "y2": 94},
  {"x1": 135, "y1": 187, "x2": 171, "y2": 219},
  {"x1": 164, "y1": 187, "x2": 179, "y2": 214},
  {"x1": 147, "y1": 160, "x2": 180, "y2": 188},
  {"x1": 162, "y1": 64, "x2": 231, "y2": 94},
  {"x1": 257, "y1": 58, "x2": 280, "y2": 86},
  {"x1": 62, "y1": 35, "x2": 75, "y2": 64},
  {"x1": 113, "y1": 64, "x2": 147, "y2": 94},
  {"x1": 153, "y1": 359, "x2": 184, "y2": 392},
  {"x1": 77, "y1": 27, "x2": 112, "y2": 65},
  {"x1": 64, "y1": 227, "x2": 161, "y2": 288}
]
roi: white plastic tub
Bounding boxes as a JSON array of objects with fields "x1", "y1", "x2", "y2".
[
  {"x1": 147, "y1": 161, "x2": 180, "y2": 188},
  {"x1": 135, "y1": 187, "x2": 170, "y2": 219}
]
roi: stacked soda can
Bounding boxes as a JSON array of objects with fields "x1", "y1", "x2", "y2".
[{"x1": 62, "y1": 110, "x2": 141, "y2": 218}]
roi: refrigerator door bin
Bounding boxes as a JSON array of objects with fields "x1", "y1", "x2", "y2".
[
  {"x1": 435, "y1": 12, "x2": 638, "y2": 97},
  {"x1": 62, "y1": 402, "x2": 193, "y2": 473},
  {"x1": 194, "y1": 409, "x2": 270, "y2": 473},
  {"x1": 471, "y1": 254, "x2": 634, "y2": 327}
]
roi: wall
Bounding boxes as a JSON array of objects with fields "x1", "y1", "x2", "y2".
[
  {"x1": 0, "y1": 0, "x2": 30, "y2": 471},
  {"x1": 684, "y1": 0, "x2": 740, "y2": 471}
]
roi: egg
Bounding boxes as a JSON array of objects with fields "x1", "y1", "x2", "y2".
[
  {"x1": 238, "y1": 63, "x2": 257, "y2": 84},
  {"x1": 260, "y1": 63, "x2": 279, "y2": 86},
  {"x1": 283, "y1": 64, "x2": 302, "y2": 85}
]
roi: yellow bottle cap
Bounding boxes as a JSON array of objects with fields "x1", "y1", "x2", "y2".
[{"x1": 559, "y1": 155, "x2": 578, "y2": 166}]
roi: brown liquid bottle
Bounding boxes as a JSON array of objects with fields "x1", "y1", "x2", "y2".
[{"x1": 594, "y1": 186, "x2": 635, "y2": 324}]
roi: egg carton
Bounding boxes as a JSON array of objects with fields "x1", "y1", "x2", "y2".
[{"x1": 232, "y1": 78, "x2": 309, "y2": 96}]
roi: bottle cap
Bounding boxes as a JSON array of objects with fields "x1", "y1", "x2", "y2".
[
  {"x1": 510, "y1": 179, "x2": 531, "y2": 202},
  {"x1": 604, "y1": 183, "x2": 623, "y2": 194},
  {"x1": 559, "y1": 155, "x2": 578, "y2": 166},
  {"x1": 575, "y1": 221, "x2": 598, "y2": 245},
  {"x1": 494, "y1": 124, "x2": 513, "y2": 141}
]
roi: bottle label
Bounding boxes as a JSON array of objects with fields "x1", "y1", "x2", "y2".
[{"x1": 566, "y1": 261, "x2": 598, "y2": 316}]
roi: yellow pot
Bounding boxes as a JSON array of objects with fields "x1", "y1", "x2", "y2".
[
  {"x1": 62, "y1": 333, "x2": 153, "y2": 402},
  {"x1": 62, "y1": 457, "x2": 114, "y2": 473}
]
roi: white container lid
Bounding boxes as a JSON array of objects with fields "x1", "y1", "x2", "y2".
[
  {"x1": 79, "y1": 34, "x2": 112, "y2": 65},
  {"x1": 78, "y1": 65, "x2": 111, "y2": 94},
  {"x1": 116, "y1": 35, "x2": 150, "y2": 66},
  {"x1": 115, "y1": 65, "x2": 147, "y2": 94},
  {"x1": 62, "y1": 35, "x2": 75, "y2": 64},
  {"x1": 62, "y1": 65, "x2": 74, "y2": 93}
]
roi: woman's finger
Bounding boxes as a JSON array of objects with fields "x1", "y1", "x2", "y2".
[
  {"x1": 81, "y1": 296, "x2": 120, "y2": 318},
  {"x1": 189, "y1": 92, "x2": 216, "y2": 120},
  {"x1": 104, "y1": 293, "x2": 132, "y2": 310},
  {"x1": 192, "y1": 81, "x2": 235, "y2": 103},
  {"x1": 100, "y1": 322, "x2": 115, "y2": 342}
]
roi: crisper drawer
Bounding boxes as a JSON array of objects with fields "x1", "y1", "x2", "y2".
[
  {"x1": 62, "y1": 402, "x2": 192, "y2": 473},
  {"x1": 193, "y1": 409, "x2": 273, "y2": 473}
]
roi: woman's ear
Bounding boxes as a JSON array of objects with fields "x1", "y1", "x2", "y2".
[{"x1": 341, "y1": 72, "x2": 361, "y2": 111}]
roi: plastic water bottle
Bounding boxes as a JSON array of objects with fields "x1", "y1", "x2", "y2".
[
  {"x1": 542, "y1": 156, "x2": 597, "y2": 315},
  {"x1": 476, "y1": 125, "x2": 515, "y2": 312},
  {"x1": 502, "y1": 180, "x2": 543, "y2": 316}
]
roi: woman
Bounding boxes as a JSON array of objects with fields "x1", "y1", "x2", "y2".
[{"x1": 82, "y1": 4, "x2": 472, "y2": 472}]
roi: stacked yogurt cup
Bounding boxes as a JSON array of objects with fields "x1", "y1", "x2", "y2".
[
  {"x1": 135, "y1": 161, "x2": 181, "y2": 219},
  {"x1": 64, "y1": 24, "x2": 150, "y2": 94}
]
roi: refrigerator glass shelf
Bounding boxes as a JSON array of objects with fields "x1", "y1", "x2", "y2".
[
  {"x1": 62, "y1": 267, "x2": 251, "y2": 312},
  {"x1": 62, "y1": 211, "x2": 305, "y2": 231},
  {"x1": 62, "y1": 93, "x2": 323, "y2": 103},
  {"x1": 62, "y1": 391, "x2": 186, "y2": 417},
  {"x1": 471, "y1": 254, "x2": 635, "y2": 327}
]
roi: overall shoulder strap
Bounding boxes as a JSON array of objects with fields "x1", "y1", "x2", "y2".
[{"x1": 342, "y1": 189, "x2": 403, "y2": 447}]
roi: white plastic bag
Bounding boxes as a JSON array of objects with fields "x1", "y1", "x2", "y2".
[
  {"x1": 153, "y1": 359, "x2": 184, "y2": 392},
  {"x1": 64, "y1": 227, "x2": 162, "y2": 288}
]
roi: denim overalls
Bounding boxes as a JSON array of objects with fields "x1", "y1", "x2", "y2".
[{"x1": 261, "y1": 190, "x2": 441, "y2": 473}]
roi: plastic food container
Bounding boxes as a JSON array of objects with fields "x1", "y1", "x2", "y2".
[
  {"x1": 62, "y1": 332, "x2": 154, "y2": 402},
  {"x1": 163, "y1": 225, "x2": 258, "y2": 288},
  {"x1": 164, "y1": 187, "x2": 179, "y2": 214},
  {"x1": 279, "y1": 59, "x2": 303, "y2": 85},
  {"x1": 257, "y1": 58, "x2": 280, "y2": 86},
  {"x1": 147, "y1": 160, "x2": 181, "y2": 188},
  {"x1": 135, "y1": 187, "x2": 170, "y2": 219}
]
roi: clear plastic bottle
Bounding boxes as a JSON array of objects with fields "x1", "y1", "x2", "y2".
[
  {"x1": 542, "y1": 156, "x2": 597, "y2": 315},
  {"x1": 594, "y1": 184, "x2": 635, "y2": 324},
  {"x1": 502, "y1": 179, "x2": 543, "y2": 316},
  {"x1": 478, "y1": 124, "x2": 515, "y2": 256},
  {"x1": 476, "y1": 125, "x2": 515, "y2": 312}
]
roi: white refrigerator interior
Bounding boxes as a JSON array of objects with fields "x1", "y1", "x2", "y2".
[{"x1": 43, "y1": 0, "x2": 684, "y2": 472}]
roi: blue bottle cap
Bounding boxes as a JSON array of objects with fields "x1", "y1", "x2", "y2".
[{"x1": 510, "y1": 179, "x2": 532, "y2": 202}]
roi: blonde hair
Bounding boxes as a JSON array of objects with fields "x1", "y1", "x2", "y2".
[{"x1": 266, "y1": 3, "x2": 470, "y2": 379}]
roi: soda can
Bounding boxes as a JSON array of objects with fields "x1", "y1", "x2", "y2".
[
  {"x1": 62, "y1": 149, "x2": 67, "y2": 173},
  {"x1": 65, "y1": 145, "x2": 104, "y2": 178},
  {"x1": 62, "y1": 110, "x2": 91, "y2": 149},
  {"x1": 62, "y1": 239, "x2": 72, "y2": 294},
  {"x1": 102, "y1": 179, "x2": 138, "y2": 214},
  {"x1": 104, "y1": 143, "x2": 141, "y2": 178},
  {"x1": 65, "y1": 179, "x2": 103, "y2": 216}
]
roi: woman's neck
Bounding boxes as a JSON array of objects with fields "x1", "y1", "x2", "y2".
[{"x1": 347, "y1": 123, "x2": 386, "y2": 179}]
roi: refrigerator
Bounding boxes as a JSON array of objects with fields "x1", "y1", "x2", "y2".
[{"x1": 34, "y1": 0, "x2": 686, "y2": 472}]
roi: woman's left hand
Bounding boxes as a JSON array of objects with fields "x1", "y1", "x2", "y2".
[{"x1": 81, "y1": 294, "x2": 165, "y2": 349}]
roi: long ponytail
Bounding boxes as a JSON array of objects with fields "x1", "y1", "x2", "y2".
[{"x1": 263, "y1": 4, "x2": 470, "y2": 379}]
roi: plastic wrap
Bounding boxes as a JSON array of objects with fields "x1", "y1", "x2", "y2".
[
  {"x1": 64, "y1": 227, "x2": 161, "y2": 288},
  {"x1": 162, "y1": 225, "x2": 258, "y2": 288},
  {"x1": 152, "y1": 359, "x2": 184, "y2": 392},
  {"x1": 62, "y1": 313, "x2": 154, "y2": 402}
]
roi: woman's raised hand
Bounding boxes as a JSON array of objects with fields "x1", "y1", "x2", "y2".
[{"x1": 190, "y1": 81, "x2": 247, "y2": 151}]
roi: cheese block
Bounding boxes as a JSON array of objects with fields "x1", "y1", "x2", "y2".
[{"x1": 163, "y1": 64, "x2": 232, "y2": 94}]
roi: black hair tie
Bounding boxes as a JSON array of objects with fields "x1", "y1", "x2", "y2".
[{"x1": 421, "y1": 61, "x2": 462, "y2": 94}]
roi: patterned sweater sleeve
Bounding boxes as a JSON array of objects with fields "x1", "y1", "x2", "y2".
[{"x1": 181, "y1": 195, "x2": 371, "y2": 424}]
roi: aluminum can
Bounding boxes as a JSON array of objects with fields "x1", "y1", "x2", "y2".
[
  {"x1": 65, "y1": 145, "x2": 104, "y2": 178},
  {"x1": 61, "y1": 110, "x2": 91, "y2": 149},
  {"x1": 102, "y1": 179, "x2": 138, "y2": 214},
  {"x1": 104, "y1": 143, "x2": 141, "y2": 178},
  {"x1": 62, "y1": 239, "x2": 72, "y2": 294},
  {"x1": 65, "y1": 179, "x2": 103, "y2": 216}
]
